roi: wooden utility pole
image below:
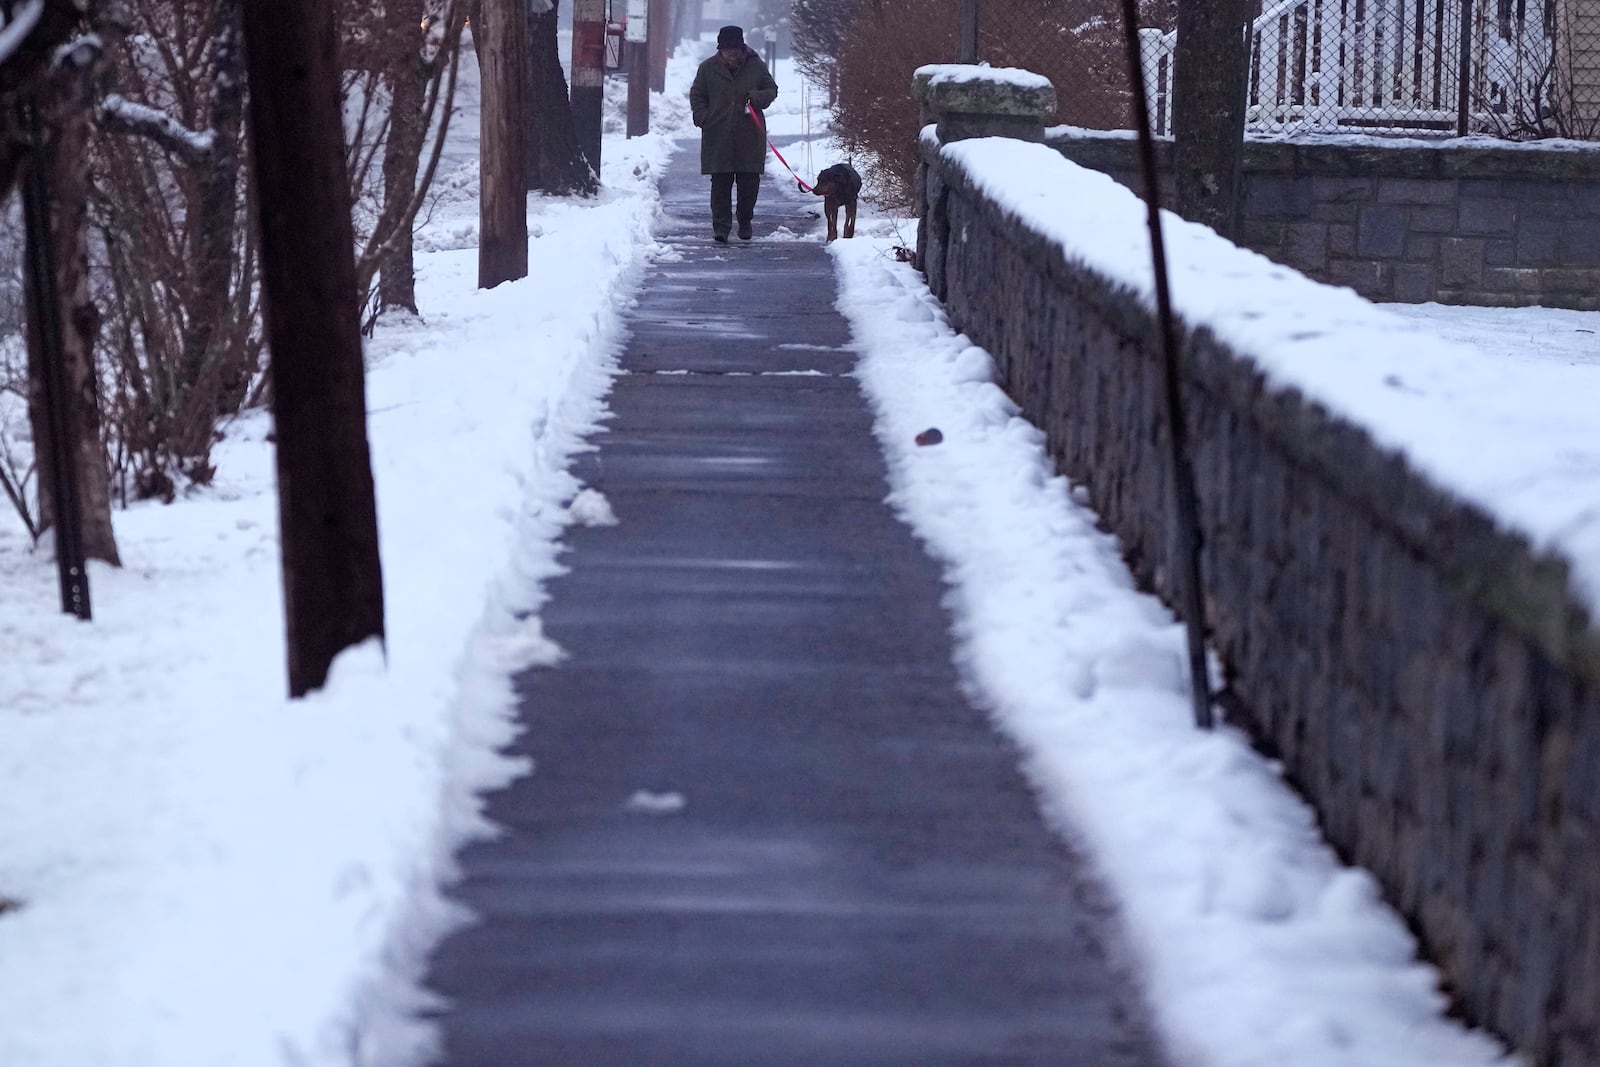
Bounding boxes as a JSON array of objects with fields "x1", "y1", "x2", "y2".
[
  {"x1": 479, "y1": 0, "x2": 530, "y2": 285},
  {"x1": 571, "y1": 0, "x2": 605, "y2": 176},
  {"x1": 241, "y1": 0, "x2": 387, "y2": 698},
  {"x1": 648, "y1": 0, "x2": 668, "y2": 92},
  {"x1": 1172, "y1": 0, "x2": 1252, "y2": 239}
]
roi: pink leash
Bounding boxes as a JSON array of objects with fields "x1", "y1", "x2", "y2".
[{"x1": 747, "y1": 103, "x2": 813, "y2": 192}]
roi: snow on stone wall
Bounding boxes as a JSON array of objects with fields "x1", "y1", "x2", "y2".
[
  {"x1": 1050, "y1": 126, "x2": 1600, "y2": 311},
  {"x1": 918, "y1": 131, "x2": 1600, "y2": 1067}
]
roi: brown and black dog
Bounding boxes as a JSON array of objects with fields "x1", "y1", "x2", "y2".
[{"x1": 811, "y1": 163, "x2": 862, "y2": 242}]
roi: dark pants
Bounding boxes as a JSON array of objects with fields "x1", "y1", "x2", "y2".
[{"x1": 710, "y1": 172, "x2": 762, "y2": 237}]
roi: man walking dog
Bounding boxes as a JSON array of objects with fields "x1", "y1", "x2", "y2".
[{"x1": 689, "y1": 26, "x2": 778, "y2": 243}]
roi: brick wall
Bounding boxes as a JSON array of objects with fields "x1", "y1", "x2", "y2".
[
  {"x1": 919, "y1": 134, "x2": 1600, "y2": 1066},
  {"x1": 1049, "y1": 130, "x2": 1600, "y2": 310}
]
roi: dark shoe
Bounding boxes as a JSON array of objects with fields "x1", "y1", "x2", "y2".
[
  {"x1": 713, "y1": 232, "x2": 729, "y2": 243},
  {"x1": 738, "y1": 221, "x2": 753, "y2": 240}
]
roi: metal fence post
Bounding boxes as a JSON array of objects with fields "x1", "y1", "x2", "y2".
[
  {"x1": 959, "y1": 0, "x2": 979, "y2": 63},
  {"x1": 1120, "y1": 0, "x2": 1214, "y2": 730},
  {"x1": 1457, "y1": 0, "x2": 1473, "y2": 135},
  {"x1": 18, "y1": 93, "x2": 90, "y2": 621}
]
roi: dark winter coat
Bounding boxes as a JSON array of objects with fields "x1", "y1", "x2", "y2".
[{"x1": 689, "y1": 47, "x2": 779, "y2": 175}]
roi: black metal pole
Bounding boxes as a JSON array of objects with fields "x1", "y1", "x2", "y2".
[
  {"x1": 959, "y1": 0, "x2": 979, "y2": 63},
  {"x1": 17, "y1": 93, "x2": 91, "y2": 621},
  {"x1": 1456, "y1": 0, "x2": 1473, "y2": 136},
  {"x1": 1119, "y1": 0, "x2": 1212, "y2": 729}
]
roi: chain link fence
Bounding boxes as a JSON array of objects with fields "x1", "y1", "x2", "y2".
[
  {"x1": 788, "y1": 0, "x2": 1600, "y2": 208},
  {"x1": 965, "y1": 0, "x2": 1600, "y2": 140},
  {"x1": 1146, "y1": 0, "x2": 1600, "y2": 138},
  {"x1": 961, "y1": 0, "x2": 1168, "y2": 130}
]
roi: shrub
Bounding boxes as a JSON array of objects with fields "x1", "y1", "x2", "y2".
[{"x1": 818, "y1": 0, "x2": 1175, "y2": 210}]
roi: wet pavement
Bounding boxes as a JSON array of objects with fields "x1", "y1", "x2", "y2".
[{"x1": 423, "y1": 142, "x2": 1167, "y2": 1067}]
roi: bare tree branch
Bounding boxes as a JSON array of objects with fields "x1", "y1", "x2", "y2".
[{"x1": 97, "y1": 91, "x2": 213, "y2": 164}]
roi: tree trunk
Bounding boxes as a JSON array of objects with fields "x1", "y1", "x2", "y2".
[
  {"x1": 26, "y1": 51, "x2": 121, "y2": 567},
  {"x1": 184, "y1": 0, "x2": 249, "y2": 422},
  {"x1": 479, "y1": 0, "x2": 529, "y2": 287},
  {"x1": 241, "y1": 0, "x2": 387, "y2": 698},
  {"x1": 379, "y1": 0, "x2": 428, "y2": 314},
  {"x1": 527, "y1": 0, "x2": 597, "y2": 195},
  {"x1": 1172, "y1": 0, "x2": 1251, "y2": 239}
]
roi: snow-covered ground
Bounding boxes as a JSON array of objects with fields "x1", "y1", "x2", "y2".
[
  {"x1": 0, "y1": 39, "x2": 701, "y2": 1067},
  {"x1": 1383, "y1": 301, "x2": 1600, "y2": 367},
  {"x1": 0, "y1": 32, "x2": 1588, "y2": 1067},
  {"x1": 831, "y1": 236, "x2": 1516, "y2": 1066}
]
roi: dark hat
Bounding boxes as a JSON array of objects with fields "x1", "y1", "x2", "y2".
[{"x1": 717, "y1": 25, "x2": 744, "y2": 49}]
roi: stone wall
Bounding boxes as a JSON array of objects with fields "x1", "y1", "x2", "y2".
[
  {"x1": 1050, "y1": 130, "x2": 1600, "y2": 310},
  {"x1": 917, "y1": 128, "x2": 1600, "y2": 1066}
]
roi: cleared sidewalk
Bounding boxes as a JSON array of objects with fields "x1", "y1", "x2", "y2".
[{"x1": 423, "y1": 142, "x2": 1166, "y2": 1066}]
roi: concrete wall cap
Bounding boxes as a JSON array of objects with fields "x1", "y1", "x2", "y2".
[
  {"x1": 1046, "y1": 124, "x2": 1600, "y2": 182},
  {"x1": 912, "y1": 64, "x2": 1057, "y2": 117}
]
